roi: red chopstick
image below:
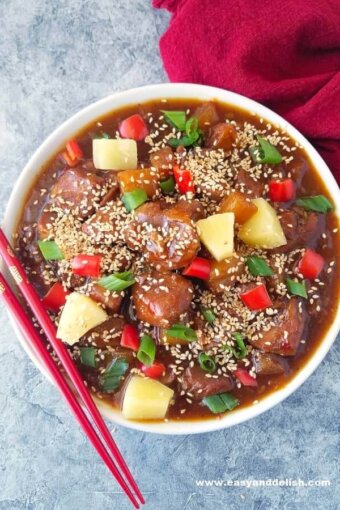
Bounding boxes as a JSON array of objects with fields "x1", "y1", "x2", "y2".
[
  {"x1": 0, "y1": 229, "x2": 144, "y2": 507},
  {"x1": 0, "y1": 273, "x2": 140, "y2": 508}
]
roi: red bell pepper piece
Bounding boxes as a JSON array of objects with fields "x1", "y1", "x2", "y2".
[
  {"x1": 234, "y1": 368, "x2": 258, "y2": 387},
  {"x1": 119, "y1": 114, "x2": 149, "y2": 141},
  {"x1": 61, "y1": 150, "x2": 78, "y2": 167},
  {"x1": 140, "y1": 361, "x2": 165, "y2": 379},
  {"x1": 298, "y1": 249, "x2": 325, "y2": 279},
  {"x1": 173, "y1": 164, "x2": 195, "y2": 194},
  {"x1": 268, "y1": 179, "x2": 295, "y2": 202},
  {"x1": 66, "y1": 140, "x2": 84, "y2": 160},
  {"x1": 62, "y1": 139, "x2": 83, "y2": 167},
  {"x1": 182, "y1": 256, "x2": 211, "y2": 280},
  {"x1": 41, "y1": 282, "x2": 69, "y2": 311},
  {"x1": 71, "y1": 254, "x2": 102, "y2": 278},
  {"x1": 240, "y1": 284, "x2": 272, "y2": 311},
  {"x1": 121, "y1": 324, "x2": 140, "y2": 351}
]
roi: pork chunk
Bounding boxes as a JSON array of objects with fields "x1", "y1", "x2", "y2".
[{"x1": 132, "y1": 271, "x2": 193, "y2": 327}]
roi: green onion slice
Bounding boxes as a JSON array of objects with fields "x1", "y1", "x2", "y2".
[
  {"x1": 168, "y1": 132, "x2": 201, "y2": 148},
  {"x1": 296, "y1": 195, "x2": 333, "y2": 213},
  {"x1": 201, "y1": 308, "x2": 216, "y2": 323},
  {"x1": 122, "y1": 188, "x2": 148, "y2": 212},
  {"x1": 203, "y1": 392, "x2": 239, "y2": 414},
  {"x1": 38, "y1": 240, "x2": 64, "y2": 260},
  {"x1": 161, "y1": 110, "x2": 186, "y2": 131},
  {"x1": 136, "y1": 334, "x2": 156, "y2": 366},
  {"x1": 246, "y1": 256, "x2": 274, "y2": 276},
  {"x1": 198, "y1": 352, "x2": 216, "y2": 373},
  {"x1": 185, "y1": 117, "x2": 198, "y2": 137},
  {"x1": 286, "y1": 278, "x2": 307, "y2": 298},
  {"x1": 232, "y1": 332, "x2": 247, "y2": 359},
  {"x1": 165, "y1": 324, "x2": 197, "y2": 342},
  {"x1": 79, "y1": 347, "x2": 96, "y2": 368},
  {"x1": 93, "y1": 131, "x2": 111, "y2": 139},
  {"x1": 97, "y1": 271, "x2": 135, "y2": 292},
  {"x1": 223, "y1": 333, "x2": 247, "y2": 359},
  {"x1": 159, "y1": 176, "x2": 175, "y2": 194},
  {"x1": 249, "y1": 136, "x2": 282, "y2": 165},
  {"x1": 167, "y1": 116, "x2": 202, "y2": 148},
  {"x1": 100, "y1": 357, "x2": 129, "y2": 393}
]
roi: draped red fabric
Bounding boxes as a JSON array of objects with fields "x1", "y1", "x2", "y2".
[{"x1": 153, "y1": 0, "x2": 340, "y2": 183}]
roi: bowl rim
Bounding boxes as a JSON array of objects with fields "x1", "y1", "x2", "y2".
[{"x1": 3, "y1": 82, "x2": 340, "y2": 435}]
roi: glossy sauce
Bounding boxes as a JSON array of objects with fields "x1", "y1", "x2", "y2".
[{"x1": 15, "y1": 98, "x2": 340, "y2": 421}]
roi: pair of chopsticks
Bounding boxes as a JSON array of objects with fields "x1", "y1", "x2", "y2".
[{"x1": 0, "y1": 228, "x2": 144, "y2": 508}]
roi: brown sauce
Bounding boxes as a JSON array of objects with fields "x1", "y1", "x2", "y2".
[{"x1": 15, "y1": 98, "x2": 340, "y2": 422}]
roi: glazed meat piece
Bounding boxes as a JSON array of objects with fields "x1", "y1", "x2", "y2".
[
  {"x1": 205, "y1": 123, "x2": 237, "y2": 151},
  {"x1": 87, "y1": 282, "x2": 123, "y2": 313},
  {"x1": 218, "y1": 191, "x2": 258, "y2": 224},
  {"x1": 38, "y1": 207, "x2": 59, "y2": 239},
  {"x1": 82, "y1": 201, "x2": 128, "y2": 245},
  {"x1": 252, "y1": 350, "x2": 287, "y2": 375},
  {"x1": 150, "y1": 147, "x2": 174, "y2": 179},
  {"x1": 39, "y1": 162, "x2": 118, "y2": 235},
  {"x1": 132, "y1": 271, "x2": 193, "y2": 327},
  {"x1": 167, "y1": 199, "x2": 205, "y2": 222},
  {"x1": 193, "y1": 101, "x2": 219, "y2": 130},
  {"x1": 248, "y1": 298, "x2": 306, "y2": 356},
  {"x1": 58, "y1": 267, "x2": 86, "y2": 290},
  {"x1": 78, "y1": 316, "x2": 126, "y2": 350},
  {"x1": 290, "y1": 157, "x2": 308, "y2": 188},
  {"x1": 124, "y1": 201, "x2": 200, "y2": 270},
  {"x1": 159, "y1": 366, "x2": 177, "y2": 387},
  {"x1": 117, "y1": 168, "x2": 159, "y2": 198},
  {"x1": 275, "y1": 207, "x2": 325, "y2": 254},
  {"x1": 180, "y1": 366, "x2": 234, "y2": 400},
  {"x1": 99, "y1": 183, "x2": 120, "y2": 207},
  {"x1": 235, "y1": 169, "x2": 264, "y2": 198},
  {"x1": 50, "y1": 165, "x2": 106, "y2": 218},
  {"x1": 206, "y1": 256, "x2": 245, "y2": 293}
]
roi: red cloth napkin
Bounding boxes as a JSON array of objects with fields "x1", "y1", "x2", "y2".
[{"x1": 153, "y1": 0, "x2": 340, "y2": 184}]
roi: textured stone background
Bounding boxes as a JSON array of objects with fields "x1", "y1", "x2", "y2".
[{"x1": 0, "y1": 1, "x2": 339, "y2": 509}]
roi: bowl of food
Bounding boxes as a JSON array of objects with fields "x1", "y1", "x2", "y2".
[{"x1": 4, "y1": 83, "x2": 340, "y2": 434}]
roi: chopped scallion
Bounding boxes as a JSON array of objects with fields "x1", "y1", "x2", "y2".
[
  {"x1": 223, "y1": 333, "x2": 247, "y2": 359},
  {"x1": 100, "y1": 357, "x2": 129, "y2": 392},
  {"x1": 167, "y1": 115, "x2": 202, "y2": 148},
  {"x1": 122, "y1": 188, "x2": 148, "y2": 212},
  {"x1": 249, "y1": 136, "x2": 282, "y2": 164},
  {"x1": 203, "y1": 392, "x2": 239, "y2": 414},
  {"x1": 286, "y1": 278, "x2": 307, "y2": 298},
  {"x1": 97, "y1": 271, "x2": 135, "y2": 292},
  {"x1": 79, "y1": 347, "x2": 96, "y2": 368},
  {"x1": 246, "y1": 256, "x2": 274, "y2": 276},
  {"x1": 38, "y1": 240, "x2": 64, "y2": 260},
  {"x1": 201, "y1": 308, "x2": 216, "y2": 323},
  {"x1": 159, "y1": 176, "x2": 175, "y2": 194},
  {"x1": 198, "y1": 352, "x2": 216, "y2": 373},
  {"x1": 93, "y1": 131, "x2": 111, "y2": 139},
  {"x1": 136, "y1": 334, "x2": 156, "y2": 366},
  {"x1": 165, "y1": 324, "x2": 197, "y2": 342},
  {"x1": 161, "y1": 110, "x2": 186, "y2": 131},
  {"x1": 232, "y1": 332, "x2": 247, "y2": 359},
  {"x1": 296, "y1": 195, "x2": 333, "y2": 213},
  {"x1": 185, "y1": 117, "x2": 198, "y2": 138}
]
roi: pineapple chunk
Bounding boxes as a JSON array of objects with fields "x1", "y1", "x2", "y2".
[
  {"x1": 57, "y1": 292, "x2": 108, "y2": 346},
  {"x1": 93, "y1": 138, "x2": 137, "y2": 170},
  {"x1": 238, "y1": 198, "x2": 287, "y2": 249},
  {"x1": 196, "y1": 213, "x2": 234, "y2": 261},
  {"x1": 122, "y1": 376, "x2": 174, "y2": 420}
]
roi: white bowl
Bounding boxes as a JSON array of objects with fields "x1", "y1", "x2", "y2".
[{"x1": 3, "y1": 83, "x2": 340, "y2": 435}]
